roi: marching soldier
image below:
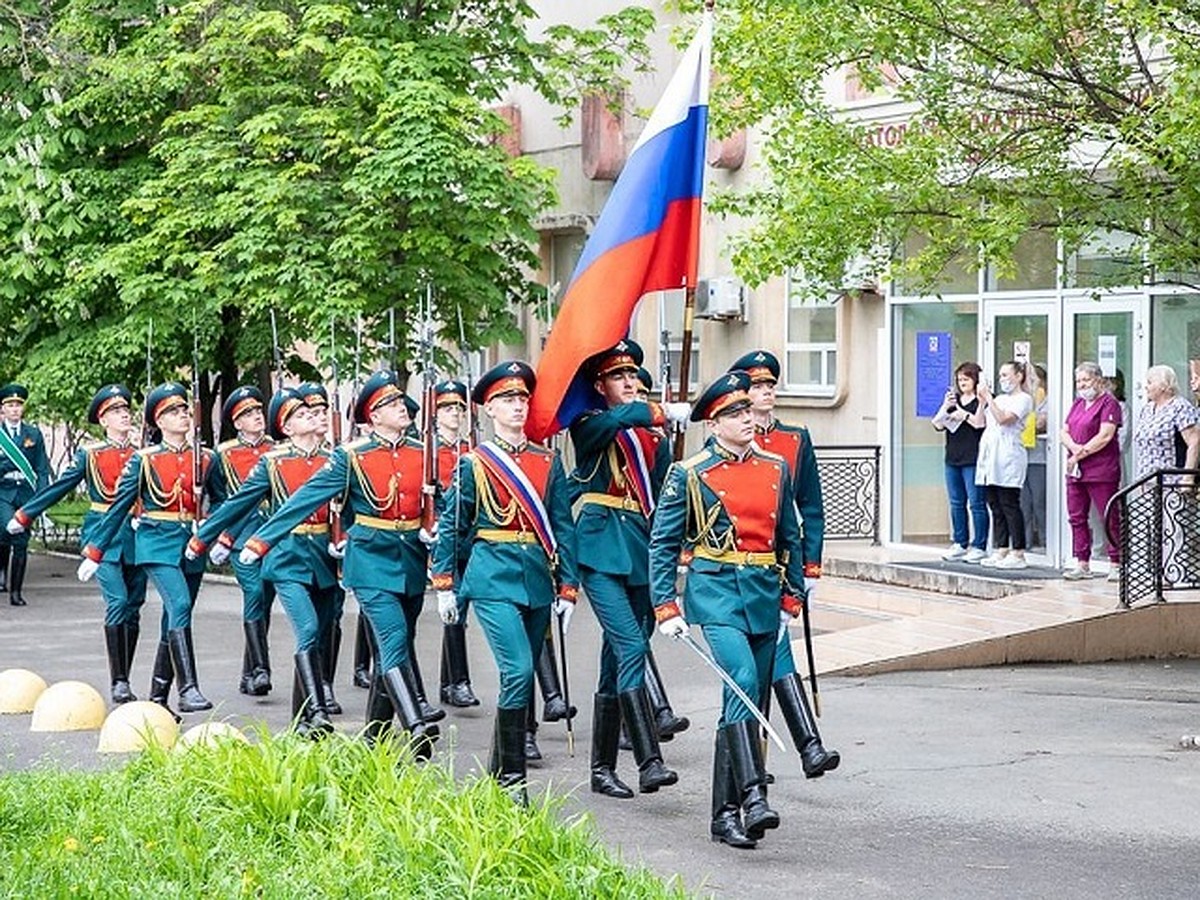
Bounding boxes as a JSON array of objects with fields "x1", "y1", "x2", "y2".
[
  {"x1": 78, "y1": 382, "x2": 216, "y2": 715},
  {"x1": 430, "y1": 361, "x2": 580, "y2": 802},
  {"x1": 649, "y1": 371, "x2": 804, "y2": 849},
  {"x1": 568, "y1": 339, "x2": 688, "y2": 799},
  {"x1": 0, "y1": 383, "x2": 50, "y2": 606},
  {"x1": 431, "y1": 378, "x2": 481, "y2": 709},
  {"x1": 188, "y1": 389, "x2": 339, "y2": 737},
  {"x1": 239, "y1": 370, "x2": 439, "y2": 757},
  {"x1": 8, "y1": 385, "x2": 147, "y2": 701},
  {"x1": 209, "y1": 385, "x2": 276, "y2": 698},
  {"x1": 636, "y1": 367, "x2": 654, "y2": 402},
  {"x1": 729, "y1": 351, "x2": 839, "y2": 778},
  {"x1": 295, "y1": 381, "x2": 346, "y2": 716}
]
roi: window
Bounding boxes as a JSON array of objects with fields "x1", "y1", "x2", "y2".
[
  {"x1": 783, "y1": 276, "x2": 839, "y2": 397},
  {"x1": 656, "y1": 288, "x2": 700, "y2": 398},
  {"x1": 548, "y1": 232, "x2": 586, "y2": 301}
]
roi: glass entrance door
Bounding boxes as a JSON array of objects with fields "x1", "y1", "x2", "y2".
[{"x1": 982, "y1": 302, "x2": 1056, "y2": 561}]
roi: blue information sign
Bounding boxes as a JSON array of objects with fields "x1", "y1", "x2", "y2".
[{"x1": 916, "y1": 331, "x2": 953, "y2": 417}]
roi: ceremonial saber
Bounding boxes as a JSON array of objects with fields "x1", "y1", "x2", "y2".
[
  {"x1": 555, "y1": 611, "x2": 575, "y2": 757},
  {"x1": 675, "y1": 632, "x2": 787, "y2": 752}
]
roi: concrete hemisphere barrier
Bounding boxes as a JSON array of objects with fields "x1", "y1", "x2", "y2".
[
  {"x1": 30, "y1": 680, "x2": 107, "y2": 732},
  {"x1": 0, "y1": 668, "x2": 48, "y2": 714},
  {"x1": 177, "y1": 721, "x2": 250, "y2": 749},
  {"x1": 97, "y1": 701, "x2": 180, "y2": 753}
]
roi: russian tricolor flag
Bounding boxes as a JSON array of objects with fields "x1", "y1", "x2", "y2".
[{"x1": 527, "y1": 15, "x2": 712, "y2": 442}]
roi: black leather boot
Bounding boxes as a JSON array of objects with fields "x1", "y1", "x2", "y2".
[
  {"x1": 491, "y1": 705, "x2": 530, "y2": 805},
  {"x1": 536, "y1": 634, "x2": 575, "y2": 722},
  {"x1": 524, "y1": 692, "x2": 542, "y2": 762},
  {"x1": 710, "y1": 728, "x2": 757, "y2": 849},
  {"x1": 148, "y1": 640, "x2": 182, "y2": 722},
  {"x1": 0, "y1": 542, "x2": 9, "y2": 593},
  {"x1": 379, "y1": 666, "x2": 438, "y2": 760},
  {"x1": 104, "y1": 625, "x2": 136, "y2": 704},
  {"x1": 590, "y1": 693, "x2": 633, "y2": 799},
  {"x1": 352, "y1": 614, "x2": 372, "y2": 689},
  {"x1": 774, "y1": 672, "x2": 840, "y2": 778},
  {"x1": 405, "y1": 655, "x2": 445, "y2": 723},
  {"x1": 168, "y1": 628, "x2": 212, "y2": 713},
  {"x1": 321, "y1": 622, "x2": 343, "y2": 714},
  {"x1": 293, "y1": 649, "x2": 334, "y2": 738},
  {"x1": 363, "y1": 674, "x2": 396, "y2": 746},
  {"x1": 8, "y1": 547, "x2": 27, "y2": 606},
  {"x1": 242, "y1": 619, "x2": 272, "y2": 697},
  {"x1": 725, "y1": 720, "x2": 779, "y2": 841},
  {"x1": 440, "y1": 623, "x2": 480, "y2": 707},
  {"x1": 645, "y1": 649, "x2": 689, "y2": 741},
  {"x1": 618, "y1": 687, "x2": 678, "y2": 793}
]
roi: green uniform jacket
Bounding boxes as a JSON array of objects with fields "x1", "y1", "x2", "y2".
[
  {"x1": 83, "y1": 443, "x2": 216, "y2": 572},
  {"x1": 430, "y1": 442, "x2": 579, "y2": 606},
  {"x1": 196, "y1": 444, "x2": 336, "y2": 589},
  {"x1": 207, "y1": 436, "x2": 275, "y2": 550},
  {"x1": 568, "y1": 402, "x2": 670, "y2": 584},
  {"x1": 246, "y1": 434, "x2": 427, "y2": 596},
  {"x1": 0, "y1": 421, "x2": 50, "y2": 501},
  {"x1": 757, "y1": 419, "x2": 824, "y2": 577},
  {"x1": 17, "y1": 440, "x2": 137, "y2": 564},
  {"x1": 649, "y1": 442, "x2": 805, "y2": 635}
]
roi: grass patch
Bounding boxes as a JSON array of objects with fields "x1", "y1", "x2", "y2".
[{"x1": 0, "y1": 731, "x2": 691, "y2": 898}]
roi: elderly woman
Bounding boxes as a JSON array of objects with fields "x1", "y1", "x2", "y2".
[
  {"x1": 971, "y1": 361, "x2": 1034, "y2": 569},
  {"x1": 1059, "y1": 362, "x2": 1123, "y2": 581},
  {"x1": 1134, "y1": 365, "x2": 1200, "y2": 480}
]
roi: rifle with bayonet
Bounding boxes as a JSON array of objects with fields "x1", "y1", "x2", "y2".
[
  {"x1": 419, "y1": 288, "x2": 438, "y2": 534},
  {"x1": 142, "y1": 320, "x2": 154, "y2": 447},
  {"x1": 328, "y1": 317, "x2": 347, "y2": 547},
  {"x1": 191, "y1": 329, "x2": 204, "y2": 527},
  {"x1": 269, "y1": 309, "x2": 284, "y2": 392}
]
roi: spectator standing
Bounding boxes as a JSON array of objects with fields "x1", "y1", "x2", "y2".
[
  {"x1": 971, "y1": 361, "x2": 1033, "y2": 569},
  {"x1": 932, "y1": 362, "x2": 989, "y2": 562},
  {"x1": 1020, "y1": 364, "x2": 1048, "y2": 552},
  {"x1": 1059, "y1": 362, "x2": 1123, "y2": 581}
]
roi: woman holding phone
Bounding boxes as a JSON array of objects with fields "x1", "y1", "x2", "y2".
[
  {"x1": 932, "y1": 362, "x2": 989, "y2": 562},
  {"x1": 970, "y1": 361, "x2": 1033, "y2": 569}
]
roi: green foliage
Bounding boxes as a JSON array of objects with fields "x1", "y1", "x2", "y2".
[
  {"x1": 678, "y1": 0, "x2": 1200, "y2": 297},
  {"x1": 0, "y1": 731, "x2": 689, "y2": 898},
  {"x1": 0, "y1": 1, "x2": 654, "y2": 424}
]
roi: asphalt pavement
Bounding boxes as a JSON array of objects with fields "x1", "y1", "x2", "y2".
[{"x1": 3, "y1": 552, "x2": 1200, "y2": 898}]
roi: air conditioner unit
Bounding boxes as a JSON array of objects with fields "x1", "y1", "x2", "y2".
[{"x1": 695, "y1": 277, "x2": 746, "y2": 321}]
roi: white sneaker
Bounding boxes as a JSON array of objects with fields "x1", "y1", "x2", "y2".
[
  {"x1": 995, "y1": 555, "x2": 1028, "y2": 570},
  {"x1": 964, "y1": 547, "x2": 987, "y2": 563},
  {"x1": 979, "y1": 554, "x2": 1005, "y2": 568},
  {"x1": 1062, "y1": 565, "x2": 1094, "y2": 581},
  {"x1": 1107, "y1": 568, "x2": 1121, "y2": 583},
  {"x1": 943, "y1": 543, "x2": 967, "y2": 560}
]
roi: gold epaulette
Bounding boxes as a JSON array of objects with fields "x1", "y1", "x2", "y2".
[
  {"x1": 752, "y1": 445, "x2": 788, "y2": 466},
  {"x1": 263, "y1": 444, "x2": 294, "y2": 461},
  {"x1": 217, "y1": 438, "x2": 241, "y2": 452},
  {"x1": 136, "y1": 446, "x2": 156, "y2": 458},
  {"x1": 79, "y1": 439, "x2": 106, "y2": 452},
  {"x1": 343, "y1": 436, "x2": 372, "y2": 453},
  {"x1": 678, "y1": 449, "x2": 709, "y2": 470}
]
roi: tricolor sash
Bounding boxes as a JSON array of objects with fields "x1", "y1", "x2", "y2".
[
  {"x1": 474, "y1": 441, "x2": 556, "y2": 559},
  {"x1": 0, "y1": 428, "x2": 35, "y2": 484},
  {"x1": 615, "y1": 428, "x2": 655, "y2": 517}
]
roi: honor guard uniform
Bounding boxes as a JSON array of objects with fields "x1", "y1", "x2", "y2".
[
  {"x1": 240, "y1": 370, "x2": 440, "y2": 756},
  {"x1": 636, "y1": 367, "x2": 654, "y2": 401},
  {"x1": 79, "y1": 382, "x2": 217, "y2": 715},
  {"x1": 431, "y1": 378, "x2": 481, "y2": 709},
  {"x1": 9, "y1": 385, "x2": 147, "y2": 701},
  {"x1": 209, "y1": 385, "x2": 276, "y2": 698},
  {"x1": 568, "y1": 339, "x2": 686, "y2": 799},
  {"x1": 0, "y1": 383, "x2": 51, "y2": 606},
  {"x1": 649, "y1": 372, "x2": 805, "y2": 849},
  {"x1": 430, "y1": 361, "x2": 580, "y2": 802},
  {"x1": 189, "y1": 389, "x2": 339, "y2": 737},
  {"x1": 295, "y1": 381, "x2": 348, "y2": 715},
  {"x1": 729, "y1": 351, "x2": 839, "y2": 778}
]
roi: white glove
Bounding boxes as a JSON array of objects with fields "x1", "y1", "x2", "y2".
[
  {"x1": 6, "y1": 517, "x2": 24, "y2": 535},
  {"x1": 327, "y1": 539, "x2": 346, "y2": 560},
  {"x1": 658, "y1": 614, "x2": 689, "y2": 638},
  {"x1": 238, "y1": 547, "x2": 261, "y2": 565},
  {"x1": 804, "y1": 577, "x2": 819, "y2": 604},
  {"x1": 663, "y1": 402, "x2": 692, "y2": 427},
  {"x1": 419, "y1": 526, "x2": 437, "y2": 546},
  {"x1": 553, "y1": 598, "x2": 575, "y2": 635},
  {"x1": 437, "y1": 590, "x2": 458, "y2": 625},
  {"x1": 77, "y1": 558, "x2": 100, "y2": 582},
  {"x1": 209, "y1": 543, "x2": 231, "y2": 566},
  {"x1": 184, "y1": 545, "x2": 199, "y2": 562},
  {"x1": 778, "y1": 609, "x2": 792, "y2": 641}
]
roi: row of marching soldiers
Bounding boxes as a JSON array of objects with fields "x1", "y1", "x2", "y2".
[{"x1": 9, "y1": 340, "x2": 838, "y2": 849}]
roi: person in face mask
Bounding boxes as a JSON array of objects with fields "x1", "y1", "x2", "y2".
[
  {"x1": 969, "y1": 361, "x2": 1033, "y2": 568},
  {"x1": 1059, "y1": 362, "x2": 1123, "y2": 580}
]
